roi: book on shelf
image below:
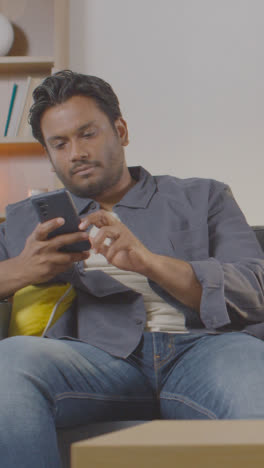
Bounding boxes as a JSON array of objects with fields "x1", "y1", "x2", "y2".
[
  {"x1": 3, "y1": 76, "x2": 42, "y2": 139},
  {"x1": 5, "y1": 78, "x2": 31, "y2": 137},
  {"x1": 4, "y1": 84, "x2": 18, "y2": 136},
  {"x1": 16, "y1": 76, "x2": 43, "y2": 139}
]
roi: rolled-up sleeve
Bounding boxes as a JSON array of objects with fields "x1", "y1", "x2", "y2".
[{"x1": 190, "y1": 182, "x2": 264, "y2": 329}]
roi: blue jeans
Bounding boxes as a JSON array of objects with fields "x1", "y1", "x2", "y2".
[{"x1": 1, "y1": 331, "x2": 264, "y2": 467}]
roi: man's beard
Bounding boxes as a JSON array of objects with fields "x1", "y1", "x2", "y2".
[{"x1": 55, "y1": 157, "x2": 124, "y2": 199}]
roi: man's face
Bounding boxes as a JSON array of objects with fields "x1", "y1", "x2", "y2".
[{"x1": 40, "y1": 95, "x2": 129, "y2": 198}]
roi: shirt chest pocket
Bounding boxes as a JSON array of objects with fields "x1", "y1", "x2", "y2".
[{"x1": 168, "y1": 223, "x2": 209, "y2": 261}]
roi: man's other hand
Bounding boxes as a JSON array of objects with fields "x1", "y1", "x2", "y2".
[{"x1": 79, "y1": 210, "x2": 154, "y2": 275}]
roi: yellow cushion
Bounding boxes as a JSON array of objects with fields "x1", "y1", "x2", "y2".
[{"x1": 8, "y1": 283, "x2": 76, "y2": 337}]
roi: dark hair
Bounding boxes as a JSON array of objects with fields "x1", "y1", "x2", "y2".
[{"x1": 29, "y1": 70, "x2": 122, "y2": 146}]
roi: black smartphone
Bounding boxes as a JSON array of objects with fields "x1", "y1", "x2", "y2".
[{"x1": 31, "y1": 188, "x2": 91, "y2": 252}]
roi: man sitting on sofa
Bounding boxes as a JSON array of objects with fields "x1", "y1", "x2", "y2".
[{"x1": 0, "y1": 70, "x2": 264, "y2": 468}]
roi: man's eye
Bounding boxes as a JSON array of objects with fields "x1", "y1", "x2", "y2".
[
  {"x1": 54, "y1": 142, "x2": 65, "y2": 150},
  {"x1": 83, "y1": 132, "x2": 95, "y2": 138}
]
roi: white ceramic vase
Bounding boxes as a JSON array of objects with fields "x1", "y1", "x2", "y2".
[{"x1": 0, "y1": 14, "x2": 14, "y2": 56}]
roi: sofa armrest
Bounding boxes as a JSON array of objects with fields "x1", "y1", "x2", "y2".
[
  {"x1": 252, "y1": 226, "x2": 264, "y2": 252},
  {"x1": 0, "y1": 302, "x2": 11, "y2": 340}
]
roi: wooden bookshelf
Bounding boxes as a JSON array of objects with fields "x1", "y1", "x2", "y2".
[
  {"x1": 0, "y1": 0, "x2": 69, "y2": 140},
  {"x1": 0, "y1": 0, "x2": 69, "y2": 213},
  {"x1": 0, "y1": 57, "x2": 54, "y2": 73},
  {"x1": 0, "y1": 139, "x2": 45, "y2": 156},
  {"x1": 0, "y1": 137, "x2": 41, "y2": 144}
]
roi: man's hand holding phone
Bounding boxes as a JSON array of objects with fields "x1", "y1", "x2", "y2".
[
  {"x1": 9, "y1": 189, "x2": 91, "y2": 286},
  {"x1": 31, "y1": 189, "x2": 91, "y2": 253},
  {"x1": 15, "y1": 216, "x2": 91, "y2": 285}
]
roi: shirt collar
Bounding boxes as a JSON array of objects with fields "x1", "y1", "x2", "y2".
[
  {"x1": 70, "y1": 192, "x2": 94, "y2": 215},
  {"x1": 116, "y1": 166, "x2": 157, "y2": 208},
  {"x1": 70, "y1": 166, "x2": 157, "y2": 214}
]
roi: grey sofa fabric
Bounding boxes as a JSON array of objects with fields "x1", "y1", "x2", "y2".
[
  {"x1": 252, "y1": 226, "x2": 264, "y2": 252},
  {"x1": 0, "y1": 225, "x2": 263, "y2": 467},
  {"x1": 0, "y1": 301, "x2": 11, "y2": 340}
]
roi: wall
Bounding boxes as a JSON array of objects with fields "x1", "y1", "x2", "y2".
[
  {"x1": 0, "y1": 154, "x2": 56, "y2": 211},
  {"x1": 69, "y1": 0, "x2": 264, "y2": 225}
]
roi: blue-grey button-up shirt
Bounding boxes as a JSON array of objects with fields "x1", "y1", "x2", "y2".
[{"x1": 1, "y1": 166, "x2": 264, "y2": 357}]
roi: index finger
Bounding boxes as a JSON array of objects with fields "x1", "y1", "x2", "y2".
[
  {"x1": 34, "y1": 217, "x2": 65, "y2": 241},
  {"x1": 79, "y1": 210, "x2": 120, "y2": 230}
]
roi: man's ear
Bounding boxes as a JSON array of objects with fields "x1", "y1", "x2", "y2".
[{"x1": 115, "y1": 118, "x2": 129, "y2": 146}]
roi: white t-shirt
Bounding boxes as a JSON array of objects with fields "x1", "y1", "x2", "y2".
[{"x1": 84, "y1": 249, "x2": 188, "y2": 333}]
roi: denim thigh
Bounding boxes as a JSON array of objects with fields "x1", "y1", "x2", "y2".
[
  {"x1": 0, "y1": 336, "x2": 157, "y2": 429},
  {"x1": 159, "y1": 332, "x2": 264, "y2": 419}
]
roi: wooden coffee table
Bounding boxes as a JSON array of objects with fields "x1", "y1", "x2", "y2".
[{"x1": 71, "y1": 419, "x2": 264, "y2": 468}]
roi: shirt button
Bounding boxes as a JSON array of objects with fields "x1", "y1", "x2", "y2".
[
  {"x1": 89, "y1": 202, "x2": 96, "y2": 210},
  {"x1": 135, "y1": 319, "x2": 143, "y2": 325}
]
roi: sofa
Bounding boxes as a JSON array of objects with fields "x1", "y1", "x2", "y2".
[{"x1": 0, "y1": 225, "x2": 264, "y2": 468}]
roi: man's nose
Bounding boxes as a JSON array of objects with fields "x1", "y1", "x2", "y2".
[{"x1": 69, "y1": 140, "x2": 89, "y2": 161}]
